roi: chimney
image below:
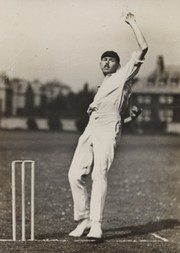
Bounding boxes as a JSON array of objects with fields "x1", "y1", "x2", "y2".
[{"x1": 157, "y1": 55, "x2": 164, "y2": 74}]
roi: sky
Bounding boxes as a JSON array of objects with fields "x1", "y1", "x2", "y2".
[{"x1": 0, "y1": 0, "x2": 180, "y2": 91}]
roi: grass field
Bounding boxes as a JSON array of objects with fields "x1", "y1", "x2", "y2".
[{"x1": 0, "y1": 131, "x2": 180, "y2": 252}]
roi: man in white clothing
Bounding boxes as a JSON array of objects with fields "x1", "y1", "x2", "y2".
[{"x1": 68, "y1": 12, "x2": 148, "y2": 239}]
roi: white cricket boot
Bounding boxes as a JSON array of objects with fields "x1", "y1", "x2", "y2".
[
  {"x1": 69, "y1": 219, "x2": 91, "y2": 237},
  {"x1": 87, "y1": 221, "x2": 102, "y2": 239}
]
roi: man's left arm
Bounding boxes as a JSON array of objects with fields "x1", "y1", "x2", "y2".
[{"x1": 123, "y1": 106, "x2": 143, "y2": 124}]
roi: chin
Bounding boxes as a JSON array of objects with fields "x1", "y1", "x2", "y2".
[
  {"x1": 103, "y1": 70, "x2": 115, "y2": 76},
  {"x1": 103, "y1": 72, "x2": 110, "y2": 76}
]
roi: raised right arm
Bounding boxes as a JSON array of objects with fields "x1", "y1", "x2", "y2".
[{"x1": 125, "y1": 12, "x2": 148, "y2": 62}]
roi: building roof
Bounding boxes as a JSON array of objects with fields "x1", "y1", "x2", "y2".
[
  {"x1": 133, "y1": 78, "x2": 180, "y2": 94},
  {"x1": 133, "y1": 57, "x2": 180, "y2": 94}
]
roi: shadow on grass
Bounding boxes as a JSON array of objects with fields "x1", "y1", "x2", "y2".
[
  {"x1": 36, "y1": 232, "x2": 65, "y2": 240},
  {"x1": 36, "y1": 232, "x2": 105, "y2": 244},
  {"x1": 35, "y1": 219, "x2": 180, "y2": 241},
  {"x1": 104, "y1": 219, "x2": 180, "y2": 240}
]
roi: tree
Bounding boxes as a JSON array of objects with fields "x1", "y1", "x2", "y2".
[{"x1": 75, "y1": 83, "x2": 94, "y2": 132}]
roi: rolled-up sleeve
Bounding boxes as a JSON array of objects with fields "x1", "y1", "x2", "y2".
[{"x1": 122, "y1": 51, "x2": 145, "y2": 81}]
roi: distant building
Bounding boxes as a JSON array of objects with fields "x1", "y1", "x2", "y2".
[
  {"x1": 0, "y1": 74, "x2": 71, "y2": 118},
  {"x1": 131, "y1": 56, "x2": 180, "y2": 133}
]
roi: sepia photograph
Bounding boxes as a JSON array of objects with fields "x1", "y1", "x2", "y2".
[{"x1": 0, "y1": 0, "x2": 179, "y2": 252}]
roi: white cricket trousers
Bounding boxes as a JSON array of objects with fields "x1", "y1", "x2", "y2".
[{"x1": 68, "y1": 112, "x2": 121, "y2": 222}]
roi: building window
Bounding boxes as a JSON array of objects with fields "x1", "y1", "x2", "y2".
[
  {"x1": 159, "y1": 81, "x2": 165, "y2": 86},
  {"x1": 144, "y1": 109, "x2": 151, "y2": 121},
  {"x1": 170, "y1": 77, "x2": 179, "y2": 87},
  {"x1": 158, "y1": 77, "x2": 168, "y2": 87},
  {"x1": 137, "y1": 96, "x2": 143, "y2": 104},
  {"x1": 144, "y1": 96, "x2": 152, "y2": 104},
  {"x1": 137, "y1": 109, "x2": 151, "y2": 122},
  {"x1": 159, "y1": 95, "x2": 173, "y2": 104},
  {"x1": 147, "y1": 77, "x2": 155, "y2": 86},
  {"x1": 159, "y1": 96, "x2": 166, "y2": 104},
  {"x1": 137, "y1": 95, "x2": 152, "y2": 104},
  {"x1": 34, "y1": 95, "x2": 40, "y2": 107},
  {"x1": 159, "y1": 109, "x2": 173, "y2": 122},
  {"x1": 167, "y1": 96, "x2": 173, "y2": 104},
  {"x1": 18, "y1": 94, "x2": 25, "y2": 108}
]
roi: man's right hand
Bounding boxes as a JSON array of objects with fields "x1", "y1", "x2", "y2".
[{"x1": 125, "y1": 12, "x2": 136, "y2": 25}]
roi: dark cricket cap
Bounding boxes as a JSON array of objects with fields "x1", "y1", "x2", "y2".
[{"x1": 101, "y1": 51, "x2": 120, "y2": 64}]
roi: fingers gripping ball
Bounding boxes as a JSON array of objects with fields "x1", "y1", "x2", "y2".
[{"x1": 130, "y1": 106, "x2": 143, "y2": 120}]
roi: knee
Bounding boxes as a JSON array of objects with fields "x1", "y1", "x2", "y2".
[
  {"x1": 68, "y1": 169, "x2": 76, "y2": 183},
  {"x1": 68, "y1": 168, "x2": 81, "y2": 185},
  {"x1": 91, "y1": 168, "x2": 107, "y2": 182}
]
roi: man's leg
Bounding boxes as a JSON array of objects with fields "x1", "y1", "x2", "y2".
[
  {"x1": 68, "y1": 129, "x2": 94, "y2": 236},
  {"x1": 87, "y1": 132, "x2": 117, "y2": 238}
]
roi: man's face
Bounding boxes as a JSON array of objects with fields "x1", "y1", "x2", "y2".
[{"x1": 100, "y1": 57, "x2": 119, "y2": 76}]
